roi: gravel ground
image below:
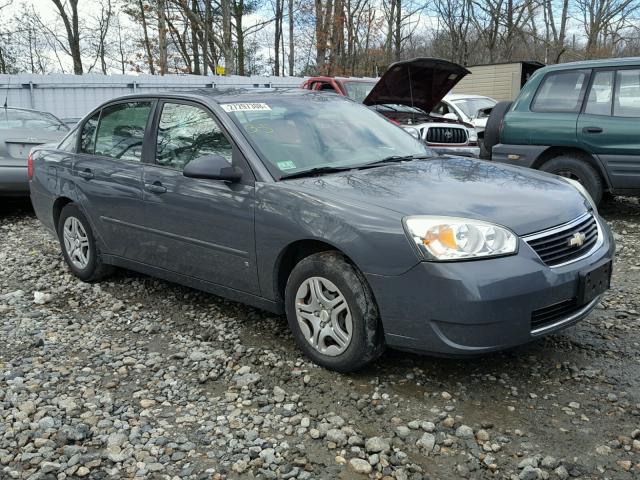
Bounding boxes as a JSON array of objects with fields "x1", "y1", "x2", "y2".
[{"x1": 1, "y1": 197, "x2": 640, "y2": 480}]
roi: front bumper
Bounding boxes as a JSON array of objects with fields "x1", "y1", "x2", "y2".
[
  {"x1": 430, "y1": 145, "x2": 481, "y2": 158},
  {"x1": 366, "y1": 215, "x2": 615, "y2": 356},
  {"x1": 0, "y1": 166, "x2": 29, "y2": 195}
]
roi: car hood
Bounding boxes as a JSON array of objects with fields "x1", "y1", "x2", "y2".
[
  {"x1": 363, "y1": 58, "x2": 470, "y2": 113},
  {"x1": 280, "y1": 158, "x2": 590, "y2": 236}
]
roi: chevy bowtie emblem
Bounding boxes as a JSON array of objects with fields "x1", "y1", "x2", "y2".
[{"x1": 567, "y1": 232, "x2": 586, "y2": 248}]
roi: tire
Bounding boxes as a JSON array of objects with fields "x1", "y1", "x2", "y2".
[
  {"x1": 540, "y1": 155, "x2": 604, "y2": 205},
  {"x1": 57, "y1": 203, "x2": 113, "y2": 282},
  {"x1": 284, "y1": 251, "x2": 384, "y2": 372},
  {"x1": 483, "y1": 101, "x2": 513, "y2": 155}
]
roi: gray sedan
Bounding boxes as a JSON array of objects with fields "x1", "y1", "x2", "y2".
[
  {"x1": 1, "y1": 107, "x2": 69, "y2": 195},
  {"x1": 29, "y1": 90, "x2": 614, "y2": 372}
]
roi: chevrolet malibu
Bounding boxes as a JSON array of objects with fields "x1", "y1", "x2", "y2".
[{"x1": 29, "y1": 90, "x2": 614, "y2": 372}]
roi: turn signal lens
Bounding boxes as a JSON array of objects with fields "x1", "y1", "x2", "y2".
[{"x1": 404, "y1": 216, "x2": 518, "y2": 261}]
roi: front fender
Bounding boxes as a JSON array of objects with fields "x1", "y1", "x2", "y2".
[{"x1": 255, "y1": 184, "x2": 421, "y2": 301}]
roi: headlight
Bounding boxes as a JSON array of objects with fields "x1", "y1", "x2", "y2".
[
  {"x1": 563, "y1": 178, "x2": 598, "y2": 213},
  {"x1": 404, "y1": 216, "x2": 518, "y2": 261},
  {"x1": 468, "y1": 129, "x2": 478, "y2": 142}
]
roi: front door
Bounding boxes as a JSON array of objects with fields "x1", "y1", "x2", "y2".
[
  {"x1": 578, "y1": 68, "x2": 640, "y2": 191},
  {"x1": 72, "y1": 101, "x2": 153, "y2": 259},
  {"x1": 141, "y1": 100, "x2": 259, "y2": 295}
]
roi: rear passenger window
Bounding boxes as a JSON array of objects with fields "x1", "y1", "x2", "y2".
[
  {"x1": 79, "y1": 112, "x2": 100, "y2": 154},
  {"x1": 614, "y1": 69, "x2": 640, "y2": 117},
  {"x1": 94, "y1": 102, "x2": 152, "y2": 161},
  {"x1": 155, "y1": 102, "x2": 233, "y2": 171},
  {"x1": 532, "y1": 70, "x2": 589, "y2": 113},
  {"x1": 584, "y1": 71, "x2": 613, "y2": 115}
]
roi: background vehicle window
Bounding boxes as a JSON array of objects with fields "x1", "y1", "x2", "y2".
[
  {"x1": 156, "y1": 103, "x2": 233, "y2": 171},
  {"x1": 584, "y1": 71, "x2": 613, "y2": 115},
  {"x1": 80, "y1": 111, "x2": 100, "y2": 154},
  {"x1": 532, "y1": 70, "x2": 589, "y2": 113},
  {"x1": 614, "y1": 69, "x2": 640, "y2": 117},
  {"x1": 0, "y1": 109, "x2": 68, "y2": 131},
  {"x1": 94, "y1": 102, "x2": 151, "y2": 161}
]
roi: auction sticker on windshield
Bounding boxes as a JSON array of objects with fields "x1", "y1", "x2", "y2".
[{"x1": 221, "y1": 103, "x2": 272, "y2": 112}]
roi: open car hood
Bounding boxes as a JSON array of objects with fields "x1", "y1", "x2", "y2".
[{"x1": 363, "y1": 58, "x2": 470, "y2": 113}]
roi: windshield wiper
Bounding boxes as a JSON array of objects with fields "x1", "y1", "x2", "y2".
[
  {"x1": 358, "y1": 154, "x2": 435, "y2": 169},
  {"x1": 279, "y1": 165, "x2": 356, "y2": 180}
]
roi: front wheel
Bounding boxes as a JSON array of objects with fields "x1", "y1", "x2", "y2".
[
  {"x1": 284, "y1": 252, "x2": 384, "y2": 372},
  {"x1": 57, "y1": 203, "x2": 113, "y2": 282},
  {"x1": 540, "y1": 155, "x2": 604, "y2": 205}
]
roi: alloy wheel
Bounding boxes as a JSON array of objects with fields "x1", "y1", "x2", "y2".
[{"x1": 62, "y1": 217, "x2": 90, "y2": 269}]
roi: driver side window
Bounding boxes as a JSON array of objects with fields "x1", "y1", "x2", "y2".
[
  {"x1": 156, "y1": 102, "x2": 233, "y2": 171},
  {"x1": 94, "y1": 102, "x2": 151, "y2": 161}
]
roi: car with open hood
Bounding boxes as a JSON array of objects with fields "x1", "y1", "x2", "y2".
[
  {"x1": 29, "y1": 89, "x2": 614, "y2": 372},
  {"x1": 301, "y1": 58, "x2": 480, "y2": 157}
]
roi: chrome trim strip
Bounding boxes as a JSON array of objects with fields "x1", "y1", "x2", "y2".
[
  {"x1": 522, "y1": 212, "x2": 603, "y2": 268},
  {"x1": 531, "y1": 295, "x2": 601, "y2": 336}
]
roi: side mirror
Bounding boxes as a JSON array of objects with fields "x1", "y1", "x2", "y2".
[
  {"x1": 183, "y1": 155, "x2": 242, "y2": 182},
  {"x1": 443, "y1": 112, "x2": 458, "y2": 121}
]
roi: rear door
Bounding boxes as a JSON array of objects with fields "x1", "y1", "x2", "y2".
[
  {"x1": 72, "y1": 100, "x2": 154, "y2": 259},
  {"x1": 524, "y1": 69, "x2": 590, "y2": 147},
  {"x1": 578, "y1": 68, "x2": 640, "y2": 191},
  {"x1": 141, "y1": 100, "x2": 259, "y2": 294}
]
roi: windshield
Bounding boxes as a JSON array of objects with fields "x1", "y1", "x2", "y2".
[
  {"x1": 223, "y1": 95, "x2": 432, "y2": 179},
  {"x1": 451, "y1": 97, "x2": 496, "y2": 119},
  {"x1": 343, "y1": 81, "x2": 376, "y2": 103},
  {"x1": 0, "y1": 108, "x2": 68, "y2": 131}
]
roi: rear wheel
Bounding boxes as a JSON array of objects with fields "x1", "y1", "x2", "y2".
[
  {"x1": 540, "y1": 155, "x2": 604, "y2": 205},
  {"x1": 57, "y1": 204, "x2": 113, "y2": 282},
  {"x1": 284, "y1": 251, "x2": 384, "y2": 372}
]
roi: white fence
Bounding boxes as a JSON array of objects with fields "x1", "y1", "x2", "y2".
[{"x1": 0, "y1": 74, "x2": 306, "y2": 120}]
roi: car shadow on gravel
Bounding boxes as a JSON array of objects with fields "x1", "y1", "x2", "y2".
[{"x1": 0, "y1": 197, "x2": 34, "y2": 218}]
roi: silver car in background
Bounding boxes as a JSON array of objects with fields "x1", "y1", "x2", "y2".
[{"x1": 0, "y1": 107, "x2": 69, "y2": 195}]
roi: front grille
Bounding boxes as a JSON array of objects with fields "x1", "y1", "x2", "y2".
[
  {"x1": 524, "y1": 213, "x2": 599, "y2": 267},
  {"x1": 531, "y1": 298, "x2": 578, "y2": 331},
  {"x1": 425, "y1": 127, "x2": 468, "y2": 144}
]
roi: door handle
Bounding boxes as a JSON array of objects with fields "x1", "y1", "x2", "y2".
[
  {"x1": 582, "y1": 126, "x2": 603, "y2": 134},
  {"x1": 78, "y1": 168, "x2": 94, "y2": 179},
  {"x1": 145, "y1": 182, "x2": 167, "y2": 194}
]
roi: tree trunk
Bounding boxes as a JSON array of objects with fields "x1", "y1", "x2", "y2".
[
  {"x1": 221, "y1": 0, "x2": 234, "y2": 74},
  {"x1": 51, "y1": 0, "x2": 83, "y2": 74},
  {"x1": 191, "y1": 0, "x2": 201, "y2": 74},
  {"x1": 157, "y1": 0, "x2": 168, "y2": 74},
  {"x1": 234, "y1": 0, "x2": 245, "y2": 75},
  {"x1": 138, "y1": 0, "x2": 155, "y2": 74},
  {"x1": 394, "y1": 0, "x2": 401, "y2": 60},
  {"x1": 288, "y1": 0, "x2": 294, "y2": 75}
]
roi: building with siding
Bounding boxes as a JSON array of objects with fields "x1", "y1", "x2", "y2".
[
  {"x1": 452, "y1": 61, "x2": 544, "y2": 101},
  {"x1": 0, "y1": 74, "x2": 304, "y2": 121}
]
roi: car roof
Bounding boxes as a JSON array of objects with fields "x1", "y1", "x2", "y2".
[
  {"x1": 104, "y1": 88, "x2": 327, "y2": 105},
  {"x1": 538, "y1": 56, "x2": 640, "y2": 72},
  {"x1": 2, "y1": 106, "x2": 56, "y2": 115}
]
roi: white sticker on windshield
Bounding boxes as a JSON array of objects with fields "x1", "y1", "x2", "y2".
[{"x1": 221, "y1": 103, "x2": 271, "y2": 112}]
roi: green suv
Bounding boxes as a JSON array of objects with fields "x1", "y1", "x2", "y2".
[{"x1": 487, "y1": 57, "x2": 640, "y2": 204}]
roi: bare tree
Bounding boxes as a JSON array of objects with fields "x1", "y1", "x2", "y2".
[{"x1": 50, "y1": 0, "x2": 83, "y2": 74}]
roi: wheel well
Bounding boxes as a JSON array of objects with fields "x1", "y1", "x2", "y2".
[
  {"x1": 275, "y1": 240, "x2": 347, "y2": 301},
  {"x1": 530, "y1": 147, "x2": 609, "y2": 188},
  {"x1": 52, "y1": 197, "x2": 73, "y2": 230}
]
